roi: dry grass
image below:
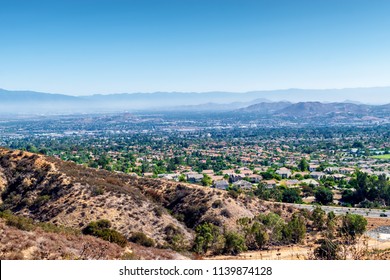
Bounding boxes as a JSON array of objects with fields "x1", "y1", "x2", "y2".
[{"x1": 0, "y1": 218, "x2": 124, "y2": 260}]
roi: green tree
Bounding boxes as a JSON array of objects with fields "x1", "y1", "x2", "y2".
[
  {"x1": 283, "y1": 214, "x2": 306, "y2": 244},
  {"x1": 341, "y1": 214, "x2": 367, "y2": 240},
  {"x1": 257, "y1": 212, "x2": 285, "y2": 243},
  {"x1": 223, "y1": 231, "x2": 247, "y2": 255},
  {"x1": 326, "y1": 211, "x2": 337, "y2": 234},
  {"x1": 237, "y1": 218, "x2": 269, "y2": 250},
  {"x1": 252, "y1": 222, "x2": 269, "y2": 249},
  {"x1": 311, "y1": 206, "x2": 326, "y2": 230},
  {"x1": 201, "y1": 174, "x2": 212, "y2": 186},
  {"x1": 178, "y1": 174, "x2": 186, "y2": 182},
  {"x1": 193, "y1": 223, "x2": 220, "y2": 254},
  {"x1": 315, "y1": 187, "x2": 333, "y2": 205},
  {"x1": 282, "y1": 188, "x2": 302, "y2": 204},
  {"x1": 129, "y1": 232, "x2": 155, "y2": 247},
  {"x1": 298, "y1": 158, "x2": 309, "y2": 172}
]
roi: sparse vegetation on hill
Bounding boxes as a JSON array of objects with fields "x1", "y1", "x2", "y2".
[{"x1": 0, "y1": 148, "x2": 194, "y2": 248}]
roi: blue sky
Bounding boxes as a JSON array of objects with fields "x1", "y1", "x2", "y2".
[{"x1": 0, "y1": 0, "x2": 390, "y2": 95}]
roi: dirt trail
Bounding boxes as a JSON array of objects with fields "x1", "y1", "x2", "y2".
[{"x1": 208, "y1": 245, "x2": 311, "y2": 260}]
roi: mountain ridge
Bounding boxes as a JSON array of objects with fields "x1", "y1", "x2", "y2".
[{"x1": 1, "y1": 87, "x2": 390, "y2": 114}]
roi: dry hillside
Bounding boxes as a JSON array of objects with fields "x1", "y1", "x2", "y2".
[{"x1": 0, "y1": 148, "x2": 287, "y2": 257}]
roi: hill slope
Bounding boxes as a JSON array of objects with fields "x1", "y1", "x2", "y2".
[{"x1": 0, "y1": 148, "x2": 277, "y2": 256}]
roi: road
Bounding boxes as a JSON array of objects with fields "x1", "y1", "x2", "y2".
[{"x1": 284, "y1": 203, "x2": 390, "y2": 219}]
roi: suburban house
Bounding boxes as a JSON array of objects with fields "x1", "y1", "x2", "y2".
[
  {"x1": 324, "y1": 167, "x2": 340, "y2": 174},
  {"x1": 285, "y1": 179, "x2": 300, "y2": 188},
  {"x1": 309, "y1": 164, "x2": 320, "y2": 172},
  {"x1": 232, "y1": 180, "x2": 253, "y2": 190},
  {"x1": 213, "y1": 180, "x2": 229, "y2": 190},
  {"x1": 239, "y1": 168, "x2": 254, "y2": 177},
  {"x1": 340, "y1": 167, "x2": 355, "y2": 175},
  {"x1": 246, "y1": 174, "x2": 263, "y2": 183},
  {"x1": 310, "y1": 172, "x2": 326, "y2": 180},
  {"x1": 158, "y1": 173, "x2": 179, "y2": 180},
  {"x1": 210, "y1": 175, "x2": 224, "y2": 182},
  {"x1": 263, "y1": 179, "x2": 277, "y2": 188},
  {"x1": 360, "y1": 168, "x2": 373, "y2": 175},
  {"x1": 186, "y1": 173, "x2": 204, "y2": 183},
  {"x1": 276, "y1": 167, "x2": 292, "y2": 179},
  {"x1": 293, "y1": 171, "x2": 309, "y2": 178},
  {"x1": 229, "y1": 173, "x2": 244, "y2": 183},
  {"x1": 301, "y1": 179, "x2": 320, "y2": 187},
  {"x1": 331, "y1": 174, "x2": 346, "y2": 181},
  {"x1": 202, "y1": 169, "x2": 214, "y2": 175},
  {"x1": 373, "y1": 171, "x2": 390, "y2": 179}
]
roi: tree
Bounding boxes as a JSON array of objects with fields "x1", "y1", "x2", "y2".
[
  {"x1": 201, "y1": 174, "x2": 212, "y2": 186},
  {"x1": 261, "y1": 171, "x2": 274, "y2": 180},
  {"x1": 257, "y1": 212, "x2": 285, "y2": 243},
  {"x1": 341, "y1": 214, "x2": 367, "y2": 240},
  {"x1": 315, "y1": 187, "x2": 333, "y2": 205},
  {"x1": 311, "y1": 206, "x2": 326, "y2": 230},
  {"x1": 298, "y1": 158, "x2": 309, "y2": 172},
  {"x1": 193, "y1": 223, "x2": 220, "y2": 254},
  {"x1": 252, "y1": 222, "x2": 269, "y2": 249},
  {"x1": 282, "y1": 188, "x2": 302, "y2": 204},
  {"x1": 283, "y1": 214, "x2": 306, "y2": 244},
  {"x1": 326, "y1": 211, "x2": 336, "y2": 232},
  {"x1": 223, "y1": 231, "x2": 247, "y2": 255},
  {"x1": 237, "y1": 218, "x2": 269, "y2": 250},
  {"x1": 178, "y1": 174, "x2": 186, "y2": 182}
]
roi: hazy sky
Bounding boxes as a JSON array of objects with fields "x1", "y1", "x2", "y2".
[{"x1": 1, "y1": 0, "x2": 390, "y2": 95}]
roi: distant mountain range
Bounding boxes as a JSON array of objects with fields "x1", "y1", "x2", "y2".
[
  {"x1": 239, "y1": 101, "x2": 390, "y2": 121},
  {"x1": 0, "y1": 87, "x2": 390, "y2": 115}
]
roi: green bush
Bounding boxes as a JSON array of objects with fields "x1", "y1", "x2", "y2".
[
  {"x1": 0, "y1": 210, "x2": 80, "y2": 235},
  {"x1": 282, "y1": 188, "x2": 302, "y2": 204},
  {"x1": 314, "y1": 238, "x2": 341, "y2": 260},
  {"x1": 223, "y1": 231, "x2": 247, "y2": 255},
  {"x1": 211, "y1": 200, "x2": 223, "y2": 209},
  {"x1": 314, "y1": 187, "x2": 333, "y2": 205},
  {"x1": 83, "y1": 219, "x2": 128, "y2": 247},
  {"x1": 0, "y1": 210, "x2": 36, "y2": 231},
  {"x1": 164, "y1": 224, "x2": 187, "y2": 251},
  {"x1": 129, "y1": 232, "x2": 155, "y2": 247},
  {"x1": 341, "y1": 213, "x2": 367, "y2": 239}
]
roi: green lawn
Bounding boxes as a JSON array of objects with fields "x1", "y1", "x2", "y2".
[{"x1": 371, "y1": 154, "x2": 390, "y2": 159}]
